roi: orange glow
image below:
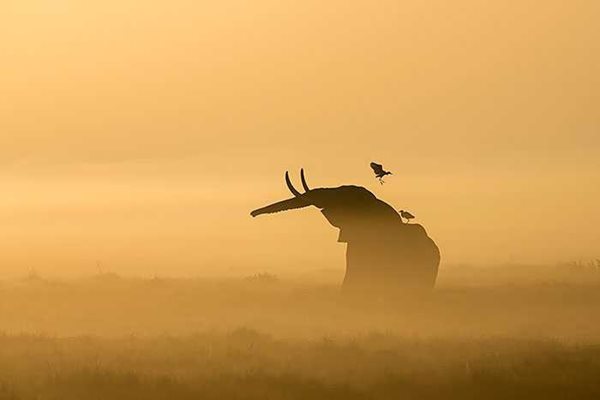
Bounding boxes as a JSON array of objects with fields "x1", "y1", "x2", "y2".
[{"x1": 1, "y1": 0, "x2": 598, "y2": 277}]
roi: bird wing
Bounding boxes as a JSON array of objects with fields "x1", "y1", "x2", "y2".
[{"x1": 370, "y1": 162, "x2": 383, "y2": 174}]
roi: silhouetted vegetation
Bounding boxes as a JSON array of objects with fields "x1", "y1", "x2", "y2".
[{"x1": 0, "y1": 333, "x2": 599, "y2": 399}]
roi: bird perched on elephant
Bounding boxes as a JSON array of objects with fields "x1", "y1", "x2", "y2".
[{"x1": 250, "y1": 169, "x2": 440, "y2": 296}]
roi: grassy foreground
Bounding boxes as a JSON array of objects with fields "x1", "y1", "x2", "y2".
[
  {"x1": 1, "y1": 333, "x2": 600, "y2": 400},
  {"x1": 1, "y1": 268, "x2": 600, "y2": 399}
]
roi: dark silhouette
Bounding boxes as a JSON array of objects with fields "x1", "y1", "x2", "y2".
[
  {"x1": 400, "y1": 209, "x2": 415, "y2": 223},
  {"x1": 251, "y1": 169, "x2": 440, "y2": 296},
  {"x1": 370, "y1": 162, "x2": 392, "y2": 184}
]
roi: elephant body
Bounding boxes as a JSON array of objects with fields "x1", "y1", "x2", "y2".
[
  {"x1": 251, "y1": 172, "x2": 440, "y2": 295},
  {"x1": 342, "y1": 224, "x2": 440, "y2": 293}
]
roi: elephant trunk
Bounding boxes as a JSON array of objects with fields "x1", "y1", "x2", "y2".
[{"x1": 250, "y1": 196, "x2": 312, "y2": 217}]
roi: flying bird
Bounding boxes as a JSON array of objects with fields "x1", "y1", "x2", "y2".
[
  {"x1": 399, "y1": 209, "x2": 415, "y2": 223},
  {"x1": 370, "y1": 162, "x2": 392, "y2": 184}
]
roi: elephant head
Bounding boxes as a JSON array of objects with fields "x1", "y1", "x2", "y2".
[{"x1": 251, "y1": 170, "x2": 440, "y2": 294}]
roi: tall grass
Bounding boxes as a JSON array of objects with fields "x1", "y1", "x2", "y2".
[
  {"x1": 0, "y1": 333, "x2": 599, "y2": 399},
  {"x1": 1, "y1": 266, "x2": 599, "y2": 399}
]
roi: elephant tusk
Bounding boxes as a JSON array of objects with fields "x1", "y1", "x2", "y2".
[
  {"x1": 285, "y1": 171, "x2": 302, "y2": 197},
  {"x1": 300, "y1": 168, "x2": 310, "y2": 192}
]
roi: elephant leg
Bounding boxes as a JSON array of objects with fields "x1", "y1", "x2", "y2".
[
  {"x1": 343, "y1": 243, "x2": 363, "y2": 290},
  {"x1": 343, "y1": 239, "x2": 439, "y2": 295},
  {"x1": 343, "y1": 241, "x2": 400, "y2": 295}
]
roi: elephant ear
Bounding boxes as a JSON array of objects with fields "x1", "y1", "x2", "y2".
[{"x1": 250, "y1": 196, "x2": 312, "y2": 217}]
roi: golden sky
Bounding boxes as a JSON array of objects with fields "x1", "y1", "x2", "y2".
[{"x1": 1, "y1": 1, "x2": 598, "y2": 277}]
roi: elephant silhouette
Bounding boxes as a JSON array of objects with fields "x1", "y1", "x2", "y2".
[{"x1": 251, "y1": 169, "x2": 440, "y2": 295}]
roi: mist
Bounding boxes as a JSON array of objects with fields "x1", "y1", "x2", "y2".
[{"x1": 1, "y1": 1, "x2": 600, "y2": 399}]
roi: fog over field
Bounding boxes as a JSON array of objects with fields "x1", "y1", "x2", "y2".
[{"x1": 1, "y1": 265, "x2": 600, "y2": 399}]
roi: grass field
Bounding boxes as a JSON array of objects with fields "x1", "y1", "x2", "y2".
[{"x1": 1, "y1": 264, "x2": 599, "y2": 399}]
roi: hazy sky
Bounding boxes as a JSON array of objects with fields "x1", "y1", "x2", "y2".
[{"x1": 1, "y1": 1, "x2": 598, "y2": 277}]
